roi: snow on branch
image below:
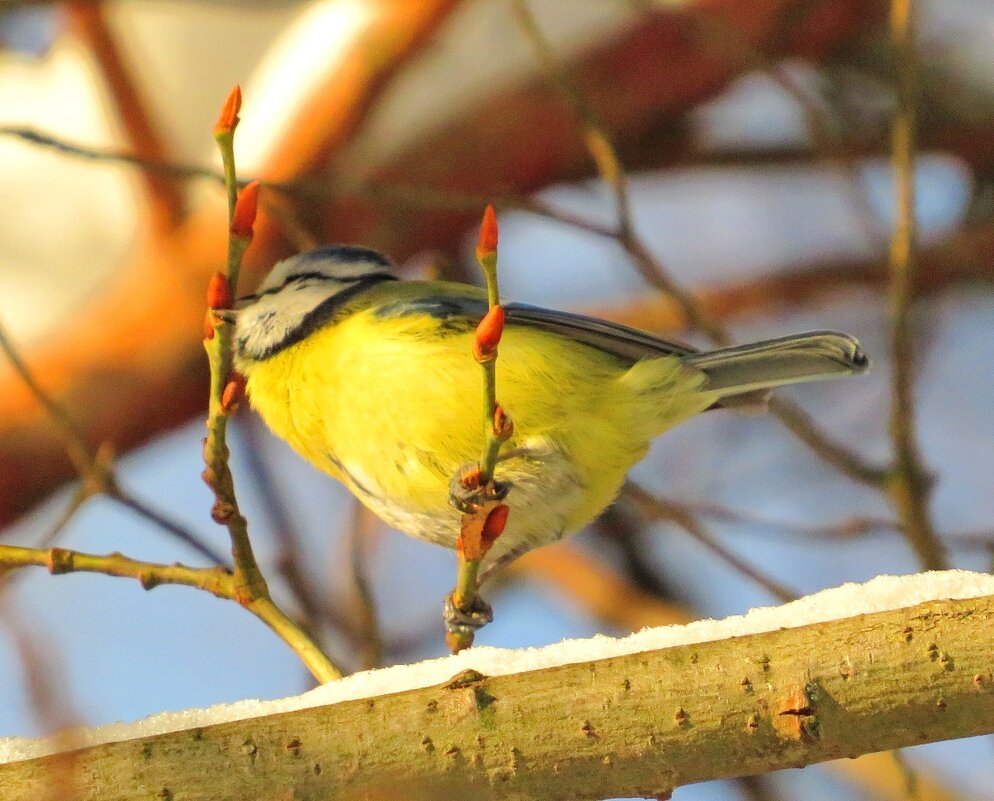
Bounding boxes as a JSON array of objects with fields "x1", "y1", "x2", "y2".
[{"x1": 2, "y1": 570, "x2": 994, "y2": 800}]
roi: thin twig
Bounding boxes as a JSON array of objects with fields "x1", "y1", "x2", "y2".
[
  {"x1": 509, "y1": 0, "x2": 633, "y2": 237},
  {"x1": 202, "y1": 90, "x2": 342, "y2": 682},
  {"x1": 885, "y1": 0, "x2": 946, "y2": 570},
  {"x1": 236, "y1": 417, "x2": 323, "y2": 636},
  {"x1": 510, "y1": 0, "x2": 886, "y2": 489},
  {"x1": 34, "y1": 486, "x2": 90, "y2": 549},
  {"x1": 0, "y1": 544, "x2": 232, "y2": 595},
  {"x1": 0, "y1": 540, "x2": 341, "y2": 686},
  {"x1": 348, "y1": 502, "x2": 383, "y2": 671},
  {"x1": 0, "y1": 320, "x2": 227, "y2": 566},
  {"x1": 671, "y1": 499, "x2": 897, "y2": 542},
  {"x1": 445, "y1": 207, "x2": 513, "y2": 652},
  {"x1": 0, "y1": 126, "x2": 222, "y2": 182},
  {"x1": 625, "y1": 483, "x2": 797, "y2": 603},
  {"x1": 109, "y1": 491, "x2": 228, "y2": 566},
  {"x1": 67, "y1": 3, "x2": 185, "y2": 231},
  {"x1": 0, "y1": 321, "x2": 93, "y2": 475}
]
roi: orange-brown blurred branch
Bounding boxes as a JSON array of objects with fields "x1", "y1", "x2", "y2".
[
  {"x1": 68, "y1": 2, "x2": 185, "y2": 231},
  {"x1": 512, "y1": 544, "x2": 692, "y2": 631},
  {"x1": 0, "y1": 1, "x2": 888, "y2": 529}
]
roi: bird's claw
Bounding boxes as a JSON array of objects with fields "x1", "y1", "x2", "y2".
[
  {"x1": 443, "y1": 592, "x2": 493, "y2": 636},
  {"x1": 448, "y1": 462, "x2": 509, "y2": 514}
]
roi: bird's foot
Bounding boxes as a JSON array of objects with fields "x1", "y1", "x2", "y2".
[
  {"x1": 448, "y1": 462, "x2": 509, "y2": 514},
  {"x1": 443, "y1": 592, "x2": 493, "y2": 636}
]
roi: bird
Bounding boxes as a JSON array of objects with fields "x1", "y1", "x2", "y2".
[{"x1": 233, "y1": 244, "x2": 868, "y2": 577}]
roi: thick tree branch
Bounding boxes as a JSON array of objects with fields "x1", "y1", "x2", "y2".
[{"x1": 4, "y1": 591, "x2": 994, "y2": 800}]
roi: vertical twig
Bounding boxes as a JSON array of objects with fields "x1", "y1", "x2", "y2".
[
  {"x1": 236, "y1": 417, "x2": 323, "y2": 637},
  {"x1": 886, "y1": 0, "x2": 946, "y2": 570},
  {"x1": 444, "y1": 207, "x2": 513, "y2": 653},
  {"x1": 203, "y1": 87, "x2": 342, "y2": 682},
  {"x1": 510, "y1": 0, "x2": 885, "y2": 488},
  {"x1": 348, "y1": 503, "x2": 383, "y2": 671}
]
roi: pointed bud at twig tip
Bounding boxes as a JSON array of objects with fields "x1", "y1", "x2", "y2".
[
  {"x1": 477, "y1": 204, "x2": 498, "y2": 255},
  {"x1": 481, "y1": 504, "x2": 510, "y2": 551},
  {"x1": 473, "y1": 305, "x2": 505, "y2": 361},
  {"x1": 222, "y1": 372, "x2": 247, "y2": 413},
  {"x1": 203, "y1": 311, "x2": 215, "y2": 340},
  {"x1": 231, "y1": 180, "x2": 260, "y2": 238},
  {"x1": 207, "y1": 272, "x2": 232, "y2": 310},
  {"x1": 214, "y1": 85, "x2": 242, "y2": 136}
]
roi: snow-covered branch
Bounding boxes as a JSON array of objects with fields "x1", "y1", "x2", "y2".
[{"x1": 3, "y1": 572, "x2": 994, "y2": 800}]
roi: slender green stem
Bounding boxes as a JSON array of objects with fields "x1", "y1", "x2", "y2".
[
  {"x1": 453, "y1": 558, "x2": 481, "y2": 609},
  {"x1": 247, "y1": 597, "x2": 342, "y2": 684},
  {"x1": 478, "y1": 358, "x2": 501, "y2": 486},
  {"x1": 0, "y1": 544, "x2": 232, "y2": 597},
  {"x1": 205, "y1": 111, "x2": 343, "y2": 680},
  {"x1": 0, "y1": 542, "x2": 341, "y2": 682}
]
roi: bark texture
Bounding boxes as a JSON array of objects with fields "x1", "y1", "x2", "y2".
[{"x1": 4, "y1": 593, "x2": 994, "y2": 801}]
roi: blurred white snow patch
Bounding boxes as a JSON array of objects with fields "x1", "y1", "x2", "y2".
[
  {"x1": 3, "y1": 569, "x2": 993, "y2": 765},
  {"x1": 0, "y1": 38, "x2": 137, "y2": 342},
  {"x1": 237, "y1": 0, "x2": 374, "y2": 171},
  {"x1": 345, "y1": 0, "x2": 635, "y2": 171}
]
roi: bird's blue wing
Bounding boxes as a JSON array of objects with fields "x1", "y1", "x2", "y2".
[{"x1": 373, "y1": 294, "x2": 697, "y2": 363}]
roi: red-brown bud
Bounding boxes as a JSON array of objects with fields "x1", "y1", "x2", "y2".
[
  {"x1": 481, "y1": 504, "x2": 509, "y2": 551},
  {"x1": 460, "y1": 465, "x2": 482, "y2": 491},
  {"x1": 214, "y1": 85, "x2": 242, "y2": 136},
  {"x1": 207, "y1": 271, "x2": 232, "y2": 310},
  {"x1": 494, "y1": 405, "x2": 513, "y2": 440},
  {"x1": 231, "y1": 180, "x2": 260, "y2": 239},
  {"x1": 473, "y1": 305, "x2": 505, "y2": 361},
  {"x1": 476, "y1": 204, "x2": 498, "y2": 260},
  {"x1": 221, "y1": 372, "x2": 247, "y2": 413}
]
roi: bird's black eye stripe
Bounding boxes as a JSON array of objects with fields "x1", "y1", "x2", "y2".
[{"x1": 249, "y1": 273, "x2": 398, "y2": 360}]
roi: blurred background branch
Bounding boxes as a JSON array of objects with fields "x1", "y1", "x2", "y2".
[{"x1": 1, "y1": 1, "x2": 992, "y2": 798}]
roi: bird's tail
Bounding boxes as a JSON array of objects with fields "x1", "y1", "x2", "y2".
[{"x1": 683, "y1": 331, "x2": 869, "y2": 400}]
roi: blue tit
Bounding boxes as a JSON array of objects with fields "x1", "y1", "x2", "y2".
[{"x1": 233, "y1": 245, "x2": 867, "y2": 573}]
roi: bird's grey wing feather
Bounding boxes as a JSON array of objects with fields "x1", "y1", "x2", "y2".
[
  {"x1": 503, "y1": 303, "x2": 696, "y2": 361},
  {"x1": 374, "y1": 295, "x2": 695, "y2": 363},
  {"x1": 372, "y1": 295, "x2": 867, "y2": 409}
]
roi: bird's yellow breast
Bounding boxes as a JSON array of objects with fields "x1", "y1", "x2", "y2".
[{"x1": 239, "y1": 281, "x2": 711, "y2": 559}]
